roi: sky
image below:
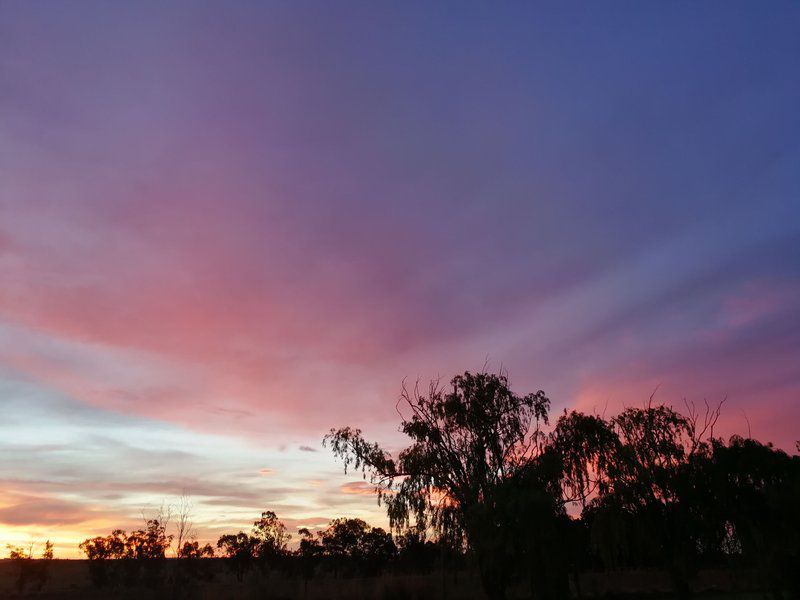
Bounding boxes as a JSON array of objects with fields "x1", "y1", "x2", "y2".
[{"x1": 1, "y1": 2, "x2": 799, "y2": 557}]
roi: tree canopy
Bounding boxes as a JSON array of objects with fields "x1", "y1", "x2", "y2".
[{"x1": 325, "y1": 370, "x2": 800, "y2": 600}]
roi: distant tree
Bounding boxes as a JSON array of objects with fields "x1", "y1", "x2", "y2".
[
  {"x1": 395, "y1": 530, "x2": 440, "y2": 574},
  {"x1": 79, "y1": 520, "x2": 172, "y2": 588},
  {"x1": 80, "y1": 529, "x2": 125, "y2": 587},
  {"x1": 6, "y1": 544, "x2": 32, "y2": 561},
  {"x1": 127, "y1": 518, "x2": 173, "y2": 560},
  {"x1": 80, "y1": 529, "x2": 126, "y2": 557},
  {"x1": 216, "y1": 532, "x2": 259, "y2": 582},
  {"x1": 42, "y1": 541, "x2": 54, "y2": 561},
  {"x1": 296, "y1": 528, "x2": 324, "y2": 593},
  {"x1": 318, "y1": 518, "x2": 396, "y2": 576},
  {"x1": 214, "y1": 510, "x2": 291, "y2": 581},
  {"x1": 297, "y1": 527, "x2": 323, "y2": 560},
  {"x1": 178, "y1": 540, "x2": 215, "y2": 559},
  {"x1": 173, "y1": 493, "x2": 195, "y2": 558},
  {"x1": 7, "y1": 541, "x2": 53, "y2": 593},
  {"x1": 252, "y1": 510, "x2": 291, "y2": 569},
  {"x1": 176, "y1": 540, "x2": 215, "y2": 583},
  {"x1": 325, "y1": 371, "x2": 613, "y2": 599},
  {"x1": 7, "y1": 544, "x2": 33, "y2": 594}
]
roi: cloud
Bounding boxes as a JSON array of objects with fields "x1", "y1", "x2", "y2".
[
  {"x1": 340, "y1": 482, "x2": 380, "y2": 496},
  {"x1": 0, "y1": 374, "x2": 391, "y2": 556},
  {"x1": 0, "y1": 496, "x2": 94, "y2": 526}
]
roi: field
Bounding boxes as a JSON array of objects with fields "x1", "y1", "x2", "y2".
[{"x1": 0, "y1": 560, "x2": 767, "y2": 599}]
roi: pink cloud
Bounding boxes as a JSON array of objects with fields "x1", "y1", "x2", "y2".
[
  {"x1": 340, "y1": 481, "x2": 381, "y2": 496},
  {"x1": 569, "y1": 355, "x2": 800, "y2": 452},
  {"x1": 719, "y1": 279, "x2": 800, "y2": 329}
]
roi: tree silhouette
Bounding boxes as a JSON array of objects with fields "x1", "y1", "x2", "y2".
[
  {"x1": 174, "y1": 540, "x2": 215, "y2": 587},
  {"x1": 6, "y1": 541, "x2": 52, "y2": 593},
  {"x1": 79, "y1": 520, "x2": 172, "y2": 588},
  {"x1": 214, "y1": 509, "x2": 292, "y2": 581},
  {"x1": 173, "y1": 493, "x2": 195, "y2": 558},
  {"x1": 178, "y1": 540, "x2": 214, "y2": 559},
  {"x1": 296, "y1": 527, "x2": 324, "y2": 592},
  {"x1": 318, "y1": 518, "x2": 396, "y2": 577},
  {"x1": 127, "y1": 519, "x2": 173, "y2": 560},
  {"x1": 580, "y1": 402, "x2": 721, "y2": 598},
  {"x1": 697, "y1": 436, "x2": 800, "y2": 598},
  {"x1": 252, "y1": 509, "x2": 291, "y2": 572},
  {"x1": 216, "y1": 532, "x2": 258, "y2": 582},
  {"x1": 325, "y1": 371, "x2": 612, "y2": 600},
  {"x1": 394, "y1": 529, "x2": 440, "y2": 574},
  {"x1": 128, "y1": 518, "x2": 173, "y2": 588},
  {"x1": 80, "y1": 529, "x2": 126, "y2": 587}
]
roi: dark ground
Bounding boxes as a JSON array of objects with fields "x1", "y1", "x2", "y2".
[{"x1": 0, "y1": 560, "x2": 767, "y2": 599}]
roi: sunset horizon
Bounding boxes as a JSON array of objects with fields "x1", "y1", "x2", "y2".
[{"x1": 1, "y1": 5, "x2": 798, "y2": 596}]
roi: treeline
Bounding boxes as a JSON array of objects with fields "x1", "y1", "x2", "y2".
[
  {"x1": 75, "y1": 511, "x2": 457, "y2": 583},
  {"x1": 4, "y1": 541, "x2": 55, "y2": 594},
  {"x1": 17, "y1": 370, "x2": 796, "y2": 599},
  {"x1": 325, "y1": 371, "x2": 800, "y2": 600},
  {"x1": 72, "y1": 511, "x2": 459, "y2": 594}
]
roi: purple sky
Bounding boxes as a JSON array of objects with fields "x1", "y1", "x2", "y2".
[{"x1": 1, "y1": 2, "x2": 799, "y2": 556}]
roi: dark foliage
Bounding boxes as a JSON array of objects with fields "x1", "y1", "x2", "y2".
[
  {"x1": 6, "y1": 541, "x2": 53, "y2": 593},
  {"x1": 78, "y1": 519, "x2": 172, "y2": 588},
  {"x1": 326, "y1": 370, "x2": 800, "y2": 600},
  {"x1": 317, "y1": 517, "x2": 396, "y2": 577}
]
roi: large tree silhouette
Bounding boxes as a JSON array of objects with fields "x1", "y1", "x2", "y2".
[
  {"x1": 696, "y1": 436, "x2": 800, "y2": 598},
  {"x1": 325, "y1": 371, "x2": 612, "y2": 600},
  {"x1": 582, "y1": 403, "x2": 716, "y2": 598}
]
